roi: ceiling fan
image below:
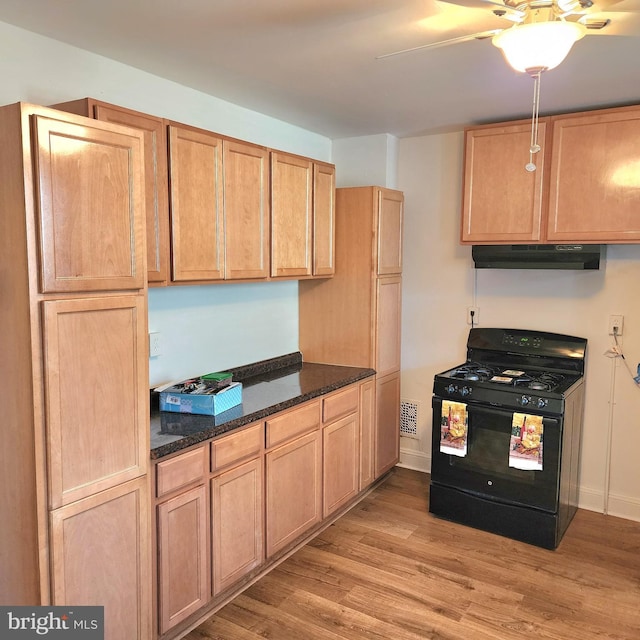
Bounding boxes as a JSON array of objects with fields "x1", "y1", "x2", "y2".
[
  {"x1": 377, "y1": 0, "x2": 636, "y2": 172},
  {"x1": 377, "y1": 0, "x2": 627, "y2": 67}
]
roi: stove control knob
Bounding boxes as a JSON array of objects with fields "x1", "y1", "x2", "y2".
[
  {"x1": 520, "y1": 395, "x2": 530, "y2": 406},
  {"x1": 461, "y1": 386, "x2": 471, "y2": 397},
  {"x1": 446, "y1": 384, "x2": 457, "y2": 395},
  {"x1": 537, "y1": 397, "x2": 548, "y2": 409}
]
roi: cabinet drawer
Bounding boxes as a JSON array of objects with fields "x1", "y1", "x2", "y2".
[
  {"x1": 211, "y1": 423, "x2": 263, "y2": 472},
  {"x1": 266, "y1": 401, "x2": 321, "y2": 449},
  {"x1": 323, "y1": 385, "x2": 358, "y2": 424},
  {"x1": 156, "y1": 446, "x2": 207, "y2": 498}
]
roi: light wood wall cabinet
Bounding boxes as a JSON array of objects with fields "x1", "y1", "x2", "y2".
[
  {"x1": 223, "y1": 140, "x2": 270, "y2": 279},
  {"x1": 168, "y1": 124, "x2": 271, "y2": 282},
  {"x1": 168, "y1": 125, "x2": 224, "y2": 281},
  {"x1": 547, "y1": 107, "x2": 640, "y2": 242},
  {"x1": 462, "y1": 104, "x2": 640, "y2": 244},
  {"x1": 271, "y1": 152, "x2": 336, "y2": 278},
  {"x1": 313, "y1": 162, "x2": 336, "y2": 276},
  {"x1": 461, "y1": 120, "x2": 548, "y2": 244},
  {"x1": 299, "y1": 186, "x2": 404, "y2": 481},
  {"x1": 53, "y1": 98, "x2": 333, "y2": 283},
  {"x1": 0, "y1": 103, "x2": 151, "y2": 638},
  {"x1": 271, "y1": 151, "x2": 313, "y2": 277},
  {"x1": 52, "y1": 98, "x2": 171, "y2": 284}
]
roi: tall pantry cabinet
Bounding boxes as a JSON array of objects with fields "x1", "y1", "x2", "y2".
[
  {"x1": 0, "y1": 103, "x2": 151, "y2": 639},
  {"x1": 299, "y1": 186, "x2": 403, "y2": 480}
]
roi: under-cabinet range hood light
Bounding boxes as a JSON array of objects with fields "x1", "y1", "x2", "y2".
[{"x1": 472, "y1": 244, "x2": 604, "y2": 270}]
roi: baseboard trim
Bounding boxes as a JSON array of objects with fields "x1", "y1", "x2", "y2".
[
  {"x1": 398, "y1": 448, "x2": 430, "y2": 473},
  {"x1": 579, "y1": 486, "x2": 640, "y2": 522}
]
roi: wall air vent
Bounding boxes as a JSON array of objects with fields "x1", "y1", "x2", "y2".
[{"x1": 400, "y1": 400, "x2": 419, "y2": 439}]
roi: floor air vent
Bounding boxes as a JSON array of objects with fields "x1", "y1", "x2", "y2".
[{"x1": 400, "y1": 400, "x2": 419, "y2": 439}]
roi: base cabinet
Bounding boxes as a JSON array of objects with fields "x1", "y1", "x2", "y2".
[
  {"x1": 157, "y1": 484, "x2": 209, "y2": 634},
  {"x1": 359, "y1": 378, "x2": 376, "y2": 490},
  {"x1": 375, "y1": 372, "x2": 401, "y2": 478},
  {"x1": 153, "y1": 381, "x2": 375, "y2": 639},
  {"x1": 323, "y1": 414, "x2": 360, "y2": 517},
  {"x1": 49, "y1": 478, "x2": 151, "y2": 640},
  {"x1": 265, "y1": 429, "x2": 322, "y2": 558},
  {"x1": 211, "y1": 457, "x2": 263, "y2": 596}
]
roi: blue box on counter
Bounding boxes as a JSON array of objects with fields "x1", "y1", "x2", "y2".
[{"x1": 160, "y1": 381, "x2": 242, "y2": 416}]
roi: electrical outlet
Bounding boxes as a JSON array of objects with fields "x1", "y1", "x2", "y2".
[
  {"x1": 467, "y1": 306, "x2": 479, "y2": 325},
  {"x1": 149, "y1": 332, "x2": 162, "y2": 357},
  {"x1": 608, "y1": 315, "x2": 624, "y2": 336}
]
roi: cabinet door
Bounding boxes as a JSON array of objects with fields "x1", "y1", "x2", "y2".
[
  {"x1": 377, "y1": 188, "x2": 403, "y2": 275},
  {"x1": 33, "y1": 114, "x2": 145, "y2": 292},
  {"x1": 547, "y1": 107, "x2": 640, "y2": 242},
  {"x1": 375, "y1": 276, "x2": 402, "y2": 377},
  {"x1": 157, "y1": 484, "x2": 209, "y2": 634},
  {"x1": 42, "y1": 295, "x2": 148, "y2": 508},
  {"x1": 375, "y1": 371, "x2": 400, "y2": 479},
  {"x1": 93, "y1": 103, "x2": 170, "y2": 285},
  {"x1": 265, "y1": 430, "x2": 322, "y2": 557},
  {"x1": 359, "y1": 378, "x2": 376, "y2": 490},
  {"x1": 461, "y1": 122, "x2": 547, "y2": 244},
  {"x1": 211, "y1": 457, "x2": 263, "y2": 596},
  {"x1": 169, "y1": 125, "x2": 224, "y2": 281},
  {"x1": 223, "y1": 140, "x2": 270, "y2": 279},
  {"x1": 49, "y1": 478, "x2": 151, "y2": 640},
  {"x1": 271, "y1": 152, "x2": 313, "y2": 277},
  {"x1": 323, "y1": 414, "x2": 359, "y2": 517},
  {"x1": 313, "y1": 162, "x2": 335, "y2": 276}
]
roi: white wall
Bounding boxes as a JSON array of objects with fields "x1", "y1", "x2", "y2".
[
  {"x1": 398, "y1": 132, "x2": 640, "y2": 522},
  {"x1": 0, "y1": 20, "x2": 333, "y2": 387},
  {"x1": 333, "y1": 133, "x2": 398, "y2": 188}
]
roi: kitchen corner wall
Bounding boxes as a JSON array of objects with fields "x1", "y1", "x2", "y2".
[
  {"x1": 398, "y1": 132, "x2": 640, "y2": 523},
  {"x1": 0, "y1": 20, "x2": 332, "y2": 388}
]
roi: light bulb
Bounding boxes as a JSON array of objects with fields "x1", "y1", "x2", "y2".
[{"x1": 493, "y1": 21, "x2": 586, "y2": 73}]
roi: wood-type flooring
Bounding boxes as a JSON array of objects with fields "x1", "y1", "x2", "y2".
[{"x1": 185, "y1": 467, "x2": 640, "y2": 640}]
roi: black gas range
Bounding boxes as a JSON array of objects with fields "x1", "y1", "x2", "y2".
[
  {"x1": 429, "y1": 328, "x2": 587, "y2": 549},
  {"x1": 434, "y1": 328, "x2": 586, "y2": 416}
]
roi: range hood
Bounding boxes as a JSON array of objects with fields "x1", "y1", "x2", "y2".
[{"x1": 472, "y1": 244, "x2": 604, "y2": 270}]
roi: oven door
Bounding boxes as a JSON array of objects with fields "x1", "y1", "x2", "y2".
[{"x1": 431, "y1": 397, "x2": 561, "y2": 512}]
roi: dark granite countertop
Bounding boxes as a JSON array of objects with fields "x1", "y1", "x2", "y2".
[{"x1": 150, "y1": 352, "x2": 375, "y2": 459}]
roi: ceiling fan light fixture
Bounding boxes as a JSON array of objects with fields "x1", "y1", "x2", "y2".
[{"x1": 492, "y1": 21, "x2": 587, "y2": 74}]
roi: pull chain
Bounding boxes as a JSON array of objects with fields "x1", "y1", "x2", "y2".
[{"x1": 525, "y1": 69, "x2": 542, "y2": 172}]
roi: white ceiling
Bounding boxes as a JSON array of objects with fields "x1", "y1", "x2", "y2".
[{"x1": 0, "y1": 0, "x2": 639, "y2": 138}]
